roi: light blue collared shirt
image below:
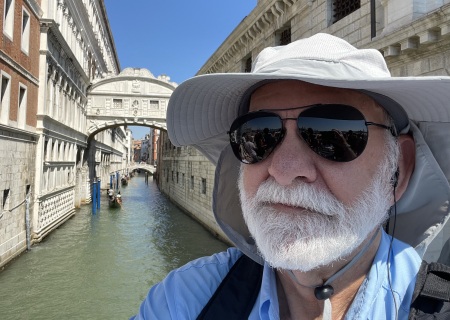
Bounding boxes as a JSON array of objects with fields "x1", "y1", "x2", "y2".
[{"x1": 131, "y1": 230, "x2": 422, "y2": 319}]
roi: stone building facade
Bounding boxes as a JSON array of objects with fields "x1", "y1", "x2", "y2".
[
  {"x1": 157, "y1": 134, "x2": 227, "y2": 241},
  {"x1": 0, "y1": 0, "x2": 130, "y2": 268},
  {"x1": 31, "y1": 0, "x2": 122, "y2": 244},
  {"x1": 0, "y1": 0, "x2": 41, "y2": 267},
  {"x1": 159, "y1": 0, "x2": 450, "y2": 255}
]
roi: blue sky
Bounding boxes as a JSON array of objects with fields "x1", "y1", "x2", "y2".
[{"x1": 104, "y1": 0, "x2": 256, "y2": 139}]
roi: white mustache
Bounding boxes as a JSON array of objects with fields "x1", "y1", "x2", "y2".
[{"x1": 252, "y1": 178, "x2": 346, "y2": 217}]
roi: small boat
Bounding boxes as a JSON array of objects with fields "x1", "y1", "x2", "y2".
[
  {"x1": 121, "y1": 177, "x2": 128, "y2": 186},
  {"x1": 107, "y1": 190, "x2": 122, "y2": 208}
]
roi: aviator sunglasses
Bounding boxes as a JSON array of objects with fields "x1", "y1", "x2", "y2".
[{"x1": 228, "y1": 104, "x2": 396, "y2": 164}]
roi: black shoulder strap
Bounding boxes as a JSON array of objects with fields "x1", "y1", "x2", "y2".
[
  {"x1": 409, "y1": 260, "x2": 450, "y2": 319},
  {"x1": 197, "y1": 254, "x2": 264, "y2": 320}
]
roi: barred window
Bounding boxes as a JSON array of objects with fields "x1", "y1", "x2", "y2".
[
  {"x1": 280, "y1": 28, "x2": 291, "y2": 46},
  {"x1": 333, "y1": 0, "x2": 360, "y2": 23}
]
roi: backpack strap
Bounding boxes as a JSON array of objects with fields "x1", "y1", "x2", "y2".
[
  {"x1": 409, "y1": 260, "x2": 450, "y2": 319},
  {"x1": 197, "y1": 254, "x2": 264, "y2": 320}
]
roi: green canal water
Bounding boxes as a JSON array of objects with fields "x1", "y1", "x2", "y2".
[{"x1": 0, "y1": 173, "x2": 229, "y2": 320}]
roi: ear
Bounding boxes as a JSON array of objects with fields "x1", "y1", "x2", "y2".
[{"x1": 394, "y1": 134, "x2": 415, "y2": 201}]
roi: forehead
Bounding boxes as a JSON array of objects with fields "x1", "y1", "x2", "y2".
[{"x1": 249, "y1": 80, "x2": 385, "y2": 118}]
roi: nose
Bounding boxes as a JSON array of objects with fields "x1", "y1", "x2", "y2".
[{"x1": 267, "y1": 120, "x2": 318, "y2": 185}]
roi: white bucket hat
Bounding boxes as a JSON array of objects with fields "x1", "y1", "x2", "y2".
[{"x1": 167, "y1": 33, "x2": 450, "y2": 264}]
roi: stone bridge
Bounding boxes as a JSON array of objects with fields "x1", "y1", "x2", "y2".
[
  {"x1": 127, "y1": 163, "x2": 156, "y2": 174},
  {"x1": 86, "y1": 68, "x2": 177, "y2": 139}
]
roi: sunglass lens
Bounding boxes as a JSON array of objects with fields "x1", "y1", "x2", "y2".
[
  {"x1": 229, "y1": 112, "x2": 283, "y2": 164},
  {"x1": 298, "y1": 105, "x2": 368, "y2": 162}
]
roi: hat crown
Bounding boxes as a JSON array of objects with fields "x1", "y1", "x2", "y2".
[{"x1": 253, "y1": 33, "x2": 391, "y2": 79}]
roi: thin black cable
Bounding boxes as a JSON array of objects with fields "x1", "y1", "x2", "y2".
[{"x1": 387, "y1": 186, "x2": 398, "y2": 320}]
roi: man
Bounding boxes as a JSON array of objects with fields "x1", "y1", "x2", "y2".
[{"x1": 132, "y1": 34, "x2": 450, "y2": 319}]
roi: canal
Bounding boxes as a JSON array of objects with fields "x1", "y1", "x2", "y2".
[{"x1": 0, "y1": 173, "x2": 229, "y2": 319}]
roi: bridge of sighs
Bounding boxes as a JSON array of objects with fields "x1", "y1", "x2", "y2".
[{"x1": 85, "y1": 67, "x2": 177, "y2": 182}]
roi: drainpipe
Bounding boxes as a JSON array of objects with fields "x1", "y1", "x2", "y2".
[
  {"x1": 25, "y1": 191, "x2": 31, "y2": 251},
  {"x1": 371, "y1": 0, "x2": 376, "y2": 39}
]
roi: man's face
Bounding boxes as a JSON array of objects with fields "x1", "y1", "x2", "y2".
[{"x1": 238, "y1": 80, "x2": 399, "y2": 271}]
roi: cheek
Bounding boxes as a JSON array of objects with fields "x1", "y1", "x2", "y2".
[
  {"x1": 241, "y1": 164, "x2": 268, "y2": 197},
  {"x1": 325, "y1": 155, "x2": 381, "y2": 206}
]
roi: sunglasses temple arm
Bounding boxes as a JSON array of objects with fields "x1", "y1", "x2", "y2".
[{"x1": 366, "y1": 122, "x2": 397, "y2": 137}]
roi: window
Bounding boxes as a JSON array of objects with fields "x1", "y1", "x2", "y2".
[
  {"x1": 150, "y1": 100, "x2": 159, "y2": 109},
  {"x1": 113, "y1": 99, "x2": 122, "y2": 108},
  {"x1": 2, "y1": 189, "x2": 10, "y2": 211},
  {"x1": 276, "y1": 26, "x2": 291, "y2": 46},
  {"x1": 176, "y1": 172, "x2": 179, "y2": 183},
  {"x1": 243, "y1": 56, "x2": 252, "y2": 73},
  {"x1": 18, "y1": 84, "x2": 27, "y2": 128},
  {"x1": 182, "y1": 173, "x2": 185, "y2": 185},
  {"x1": 0, "y1": 72, "x2": 11, "y2": 124},
  {"x1": 190, "y1": 175, "x2": 194, "y2": 189},
  {"x1": 201, "y1": 178, "x2": 207, "y2": 194},
  {"x1": 21, "y1": 8, "x2": 30, "y2": 54},
  {"x1": 44, "y1": 140, "x2": 49, "y2": 160},
  {"x1": 3, "y1": 0, "x2": 15, "y2": 40},
  {"x1": 332, "y1": 0, "x2": 360, "y2": 23},
  {"x1": 279, "y1": 28, "x2": 291, "y2": 45}
]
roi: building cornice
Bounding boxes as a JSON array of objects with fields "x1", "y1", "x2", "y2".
[
  {"x1": 37, "y1": 114, "x2": 88, "y2": 147},
  {"x1": 0, "y1": 50, "x2": 39, "y2": 86},
  {"x1": 90, "y1": 76, "x2": 177, "y2": 91},
  {"x1": 198, "y1": 0, "x2": 301, "y2": 75},
  {"x1": 368, "y1": 3, "x2": 450, "y2": 58},
  {"x1": 64, "y1": 0, "x2": 109, "y2": 73},
  {"x1": 98, "y1": 0, "x2": 120, "y2": 72},
  {"x1": 198, "y1": 1, "x2": 450, "y2": 74},
  {"x1": 0, "y1": 123, "x2": 39, "y2": 142}
]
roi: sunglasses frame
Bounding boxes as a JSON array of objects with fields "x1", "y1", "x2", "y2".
[{"x1": 228, "y1": 104, "x2": 396, "y2": 164}]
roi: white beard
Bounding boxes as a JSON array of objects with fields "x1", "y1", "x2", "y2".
[{"x1": 238, "y1": 135, "x2": 399, "y2": 271}]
